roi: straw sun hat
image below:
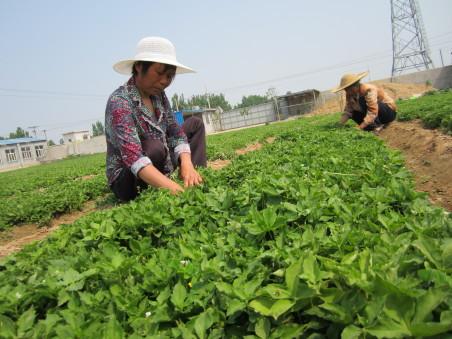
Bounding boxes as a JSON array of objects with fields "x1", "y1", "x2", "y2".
[
  {"x1": 331, "y1": 72, "x2": 368, "y2": 93},
  {"x1": 113, "y1": 37, "x2": 195, "y2": 75}
]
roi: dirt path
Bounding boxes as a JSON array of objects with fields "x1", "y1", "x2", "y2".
[
  {"x1": 208, "y1": 137, "x2": 276, "y2": 170},
  {"x1": 378, "y1": 120, "x2": 452, "y2": 211},
  {"x1": 0, "y1": 201, "x2": 97, "y2": 258}
]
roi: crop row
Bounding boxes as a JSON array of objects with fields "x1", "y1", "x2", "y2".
[
  {"x1": 0, "y1": 119, "x2": 450, "y2": 338},
  {"x1": 0, "y1": 116, "x2": 323, "y2": 230},
  {"x1": 397, "y1": 89, "x2": 452, "y2": 134},
  {"x1": 0, "y1": 154, "x2": 106, "y2": 199},
  {"x1": 0, "y1": 153, "x2": 110, "y2": 229}
]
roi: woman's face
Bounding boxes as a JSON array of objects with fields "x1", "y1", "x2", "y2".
[
  {"x1": 135, "y1": 62, "x2": 176, "y2": 97},
  {"x1": 345, "y1": 83, "x2": 360, "y2": 96}
]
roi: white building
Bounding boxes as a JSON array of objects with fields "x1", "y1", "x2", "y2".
[
  {"x1": 62, "y1": 130, "x2": 90, "y2": 144},
  {"x1": 0, "y1": 137, "x2": 47, "y2": 171}
]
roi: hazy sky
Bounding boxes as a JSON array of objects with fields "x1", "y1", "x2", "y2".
[{"x1": 1, "y1": 0, "x2": 451, "y2": 142}]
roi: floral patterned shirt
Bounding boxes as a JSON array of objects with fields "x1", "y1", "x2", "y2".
[
  {"x1": 342, "y1": 83, "x2": 397, "y2": 127},
  {"x1": 105, "y1": 77, "x2": 190, "y2": 185}
]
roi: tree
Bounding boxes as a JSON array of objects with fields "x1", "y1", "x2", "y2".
[
  {"x1": 266, "y1": 87, "x2": 278, "y2": 99},
  {"x1": 8, "y1": 127, "x2": 30, "y2": 139},
  {"x1": 47, "y1": 139, "x2": 56, "y2": 146},
  {"x1": 171, "y1": 93, "x2": 232, "y2": 111},
  {"x1": 235, "y1": 94, "x2": 269, "y2": 109},
  {"x1": 92, "y1": 121, "x2": 105, "y2": 137}
]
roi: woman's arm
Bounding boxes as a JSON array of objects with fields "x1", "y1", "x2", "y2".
[{"x1": 138, "y1": 165, "x2": 184, "y2": 194}]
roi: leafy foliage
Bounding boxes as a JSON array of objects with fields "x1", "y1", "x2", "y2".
[
  {"x1": 0, "y1": 116, "x2": 451, "y2": 337},
  {"x1": 397, "y1": 89, "x2": 452, "y2": 134},
  {"x1": 1, "y1": 127, "x2": 30, "y2": 139},
  {"x1": 91, "y1": 121, "x2": 105, "y2": 137},
  {"x1": 235, "y1": 95, "x2": 269, "y2": 109},
  {"x1": 171, "y1": 93, "x2": 232, "y2": 111},
  {"x1": 0, "y1": 154, "x2": 109, "y2": 229}
]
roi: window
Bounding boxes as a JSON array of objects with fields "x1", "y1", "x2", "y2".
[
  {"x1": 5, "y1": 149, "x2": 17, "y2": 162},
  {"x1": 68, "y1": 138, "x2": 72, "y2": 142},
  {"x1": 21, "y1": 146, "x2": 32, "y2": 160},
  {"x1": 35, "y1": 145, "x2": 45, "y2": 158},
  {"x1": 83, "y1": 134, "x2": 89, "y2": 140}
]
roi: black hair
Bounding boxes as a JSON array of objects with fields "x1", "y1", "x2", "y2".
[{"x1": 132, "y1": 61, "x2": 177, "y2": 77}]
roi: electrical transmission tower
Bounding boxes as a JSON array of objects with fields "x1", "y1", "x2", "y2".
[{"x1": 390, "y1": 0, "x2": 434, "y2": 76}]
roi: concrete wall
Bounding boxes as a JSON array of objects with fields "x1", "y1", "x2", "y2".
[
  {"x1": 380, "y1": 65, "x2": 452, "y2": 89},
  {"x1": 43, "y1": 136, "x2": 106, "y2": 162},
  {"x1": 78, "y1": 135, "x2": 107, "y2": 154},
  {"x1": 218, "y1": 102, "x2": 276, "y2": 131}
]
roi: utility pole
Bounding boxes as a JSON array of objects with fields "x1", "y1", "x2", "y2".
[
  {"x1": 205, "y1": 87, "x2": 211, "y2": 109},
  {"x1": 390, "y1": 0, "x2": 434, "y2": 76},
  {"x1": 42, "y1": 129, "x2": 48, "y2": 140},
  {"x1": 27, "y1": 125, "x2": 39, "y2": 138},
  {"x1": 439, "y1": 49, "x2": 444, "y2": 67}
]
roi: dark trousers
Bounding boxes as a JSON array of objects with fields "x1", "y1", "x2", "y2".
[
  {"x1": 111, "y1": 116, "x2": 207, "y2": 201},
  {"x1": 351, "y1": 96, "x2": 397, "y2": 131}
]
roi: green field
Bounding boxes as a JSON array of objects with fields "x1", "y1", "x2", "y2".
[
  {"x1": 0, "y1": 154, "x2": 109, "y2": 230},
  {"x1": 1, "y1": 90, "x2": 450, "y2": 230},
  {"x1": 397, "y1": 89, "x2": 452, "y2": 134},
  {"x1": 0, "y1": 114, "x2": 451, "y2": 338}
]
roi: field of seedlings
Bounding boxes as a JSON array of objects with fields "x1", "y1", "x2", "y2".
[
  {"x1": 397, "y1": 89, "x2": 452, "y2": 134},
  {"x1": 0, "y1": 111, "x2": 451, "y2": 338},
  {"x1": 0, "y1": 154, "x2": 109, "y2": 230}
]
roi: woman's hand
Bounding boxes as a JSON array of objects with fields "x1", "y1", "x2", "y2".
[
  {"x1": 179, "y1": 153, "x2": 203, "y2": 187},
  {"x1": 138, "y1": 164, "x2": 184, "y2": 195}
]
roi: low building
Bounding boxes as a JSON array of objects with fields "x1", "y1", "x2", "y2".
[
  {"x1": 277, "y1": 89, "x2": 320, "y2": 118},
  {"x1": 180, "y1": 108, "x2": 218, "y2": 134},
  {"x1": 62, "y1": 130, "x2": 90, "y2": 144},
  {"x1": 0, "y1": 137, "x2": 47, "y2": 171}
]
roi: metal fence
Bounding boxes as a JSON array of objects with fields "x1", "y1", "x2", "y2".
[
  {"x1": 212, "y1": 102, "x2": 276, "y2": 131},
  {"x1": 211, "y1": 91, "x2": 341, "y2": 132}
]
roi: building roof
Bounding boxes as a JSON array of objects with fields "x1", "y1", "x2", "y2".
[
  {"x1": 62, "y1": 130, "x2": 90, "y2": 135},
  {"x1": 277, "y1": 89, "x2": 320, "y2": 99},
  {"x1": 0, "y1": 137, "x2": 47, "y2": 146}
]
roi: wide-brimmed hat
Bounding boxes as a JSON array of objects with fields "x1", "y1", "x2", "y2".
[
  {"x1": 113, "y1": 37, "x2": 195, "y2": 75},
  {"x1": 331, "y1": 72, "x2": 368, "y2": 92}
]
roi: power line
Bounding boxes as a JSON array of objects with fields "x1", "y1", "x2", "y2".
[
  {"x1": 0, "y1": 31, "x2": 450, "y2": 99},
  {"x1": 0, "y1": 88, "x2": 106, "y2": 98}
]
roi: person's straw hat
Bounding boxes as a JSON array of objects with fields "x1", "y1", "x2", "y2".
[
  {"x1": 113, "y1": 37, "x2": 195, "y2": 75},
  {"x1": 331, "y1": 72, "x2": 368, "y2": 93}
]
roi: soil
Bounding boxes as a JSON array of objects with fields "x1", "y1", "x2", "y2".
[
  {"x1": 0, "y1": 201, "x2": 97, "y2": 258},
  {"x1": 208, "y1": 159, "x2": 231, "y2": 170},
  {"x1": 378, "y1": 120, "x2": 452, "y2": 211},
  {"x1": 309, "y1": 82, "x2": 451, "y2": 211},
  {"x1": 235, "y1": 142, "x2": 263, "y2": 155},
  {"x1": 207, "y1": 138, "x2": 275, "y2": 170}
]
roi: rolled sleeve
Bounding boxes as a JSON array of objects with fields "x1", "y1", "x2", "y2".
[
  {"x1": 174, "y1": 143, "x2": 191, "y2": 162},
  {"x1": 363, "y1": 88, "x2": 378, "y2": 126},
  {"x1": 131, "y1": 156, "x2": 152, "y2": 177}
]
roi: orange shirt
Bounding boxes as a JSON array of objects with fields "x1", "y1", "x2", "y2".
[{"x1": 343, "y1": 83, "x2": 397, "y2": 126}]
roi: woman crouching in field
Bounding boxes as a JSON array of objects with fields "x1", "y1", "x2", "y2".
[
  {"x1": 332, "y1": 72, "x2": 397, "y2": 132},
  {"x1": 105, "y1": 37, "x2": 206, "y2": 201}
]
